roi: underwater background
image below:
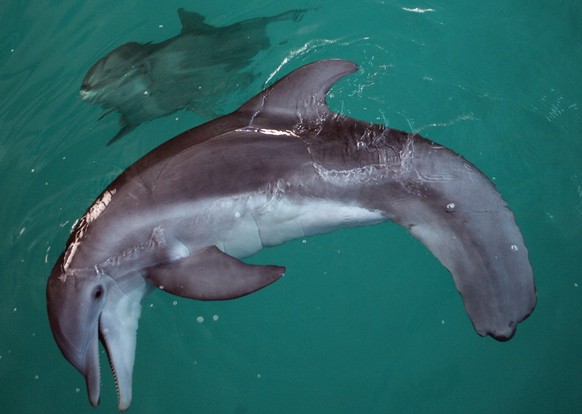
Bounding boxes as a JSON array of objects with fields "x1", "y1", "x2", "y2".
[{"x1": 1, "y1": 0, "x2": 581, "y2": 413}]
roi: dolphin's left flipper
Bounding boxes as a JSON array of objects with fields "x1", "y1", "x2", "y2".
[
  {"x1": 146, "y1": 246, "x2": 285, "y2": 300},
  {"x1": 107, "y1": 116, "x2": 135, "y2": 146}
]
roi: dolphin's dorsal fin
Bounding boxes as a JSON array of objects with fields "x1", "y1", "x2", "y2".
[
  {"x1": 177, "y1": 8, "x2": 216, "y2": 35},
  {"x1": 238, "y1": 59, "x2": 358, "y2": 128}
]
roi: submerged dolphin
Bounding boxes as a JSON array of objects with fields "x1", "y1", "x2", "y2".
[
  {"x1": 80, "y1": 8, "x2": 307, "y2": 144},
  {"x1": 48, "y1": 59, "x2": 536, "y2": 410}
]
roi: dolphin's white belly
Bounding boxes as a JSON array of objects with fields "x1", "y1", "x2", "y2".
[{"x1": 162, "y1": 192, "x2": 386, "y2": 259}]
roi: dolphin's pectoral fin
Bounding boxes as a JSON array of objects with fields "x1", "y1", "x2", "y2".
[
  {"x1": 98, "y1": 108, "x2": 116, "y2": 121},
  {"x1": 98, "y1": 110, "x2": 135, "y2": 145},
  {"x1": 146, "y1": 246, "x2": 285, "y2": 300},
  {"x1": 107, "y1": 115, "x2": 135, "y2": 145}
]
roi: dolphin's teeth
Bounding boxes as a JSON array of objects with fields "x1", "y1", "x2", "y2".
[{"x1": 106, "y1": 346, "x2": 120, "y2": 402}]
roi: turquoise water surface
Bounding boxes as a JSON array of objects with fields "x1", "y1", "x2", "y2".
[{"x1": 1, "y1": 1, "x2": 581, "y2": 413}]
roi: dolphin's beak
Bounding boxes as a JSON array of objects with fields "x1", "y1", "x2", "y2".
[
  {"x1": 98, "y1": 285, "x2": 140, "y2": 411},
  {"x1": 100, "y1": 322, "x2": 135, "y2": 411},
  {"x1": 83, "y1": 333, "x2": 102, "y2": 407},
  {"x1": 47, "y1": 263, "x2": 143, "y2": 411},
  {"x1": 49, "y1": 307, "x2": 102, "y2": 407},
  {"x1": 46, "y1": 274, "x2": 103, "y2": 407}
]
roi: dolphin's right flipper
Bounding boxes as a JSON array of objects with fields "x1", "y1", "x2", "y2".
[
  {"x1": 105, "y1": 116, "x2": 135, "y2": 145},
  {"x1": 146, "y1": 246, "x2": 285, "y2": 300}
]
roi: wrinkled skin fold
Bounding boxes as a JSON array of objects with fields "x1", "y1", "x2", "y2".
[{"x1": 47, "y1": 59, "x2": 536, "y2": 410}]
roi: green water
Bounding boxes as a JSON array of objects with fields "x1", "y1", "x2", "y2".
[{"x1": 1, "y1": 0, "x2": 581, "y2": 413}]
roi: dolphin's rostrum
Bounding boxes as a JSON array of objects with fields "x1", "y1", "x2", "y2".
[{"x1": 48, "y1": 59, "x2": 536, "y2": 410}]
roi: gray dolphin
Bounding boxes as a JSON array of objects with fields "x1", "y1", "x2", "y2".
[
  {"x1": 80, "y1": 8, "x2": 307, "y2": 144},
  {"x1": 48, "y1": 59, "x2": 536, "y2": 410}
]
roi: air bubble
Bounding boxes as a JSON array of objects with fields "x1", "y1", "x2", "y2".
[
  {"x1": 510, "y1": 244, "x2": 519, "y2": 251},
  {"x1": 446, "y1": 203, "x2": 456, "y2": 212}
]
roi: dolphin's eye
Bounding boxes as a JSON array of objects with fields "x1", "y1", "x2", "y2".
[{"x1": 93, "y1": 286, "x2": 104, "y2": 300}]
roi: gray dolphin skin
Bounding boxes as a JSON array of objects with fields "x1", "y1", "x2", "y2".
[
  {"x1": 80, "y1": 8, "x2": 307, "y2": 144},
  {"x1": 48, "y1": 59, "x2": 536, "y2": 410}
]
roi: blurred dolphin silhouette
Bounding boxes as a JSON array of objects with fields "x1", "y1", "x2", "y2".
[
  {"x1": 49, "y1": 59, "x2": 536, "y2": 410},
  {"x1": 80, "y1": 8, "x2": 307, "y2": 144}
]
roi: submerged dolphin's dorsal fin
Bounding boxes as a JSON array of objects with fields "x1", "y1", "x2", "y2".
[
  {"x1": 177, "y1": 8, "x2": 216, "y2": 35},
  {"x1": 238, "y1": 59, "x2": 358, "y2": 128}
]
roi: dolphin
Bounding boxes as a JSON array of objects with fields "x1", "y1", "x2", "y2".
[
  {"x1": 80, "y1": 8, "x2": 307, "y2": 144},
  {"x1": 47, "y1": 59, "x2": 536, "y2": 410}
]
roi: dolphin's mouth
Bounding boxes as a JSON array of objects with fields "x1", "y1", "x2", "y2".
[
  {"x1": 98, "y1": 319, "x2": 129, "y2": 411},
  {"x1": 80, "y1": 88, "x2": 96, "y2": 101},
  {"x1": 84, "y1": 316, "x2": 126, "y2": 410},
  {"x1": 96, "y1": 294, "x2": 137, "y2": 411},
  {"x1": 102, "y1": 339, "x2": 122, "y2": 410}
]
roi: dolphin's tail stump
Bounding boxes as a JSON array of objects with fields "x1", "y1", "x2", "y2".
[
  {"x1": 237, "y1": 59, "x2": 536, "y2": 340},
  {"x1": 374, "y1": 131, "x2": 536, "y2": 340}
]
